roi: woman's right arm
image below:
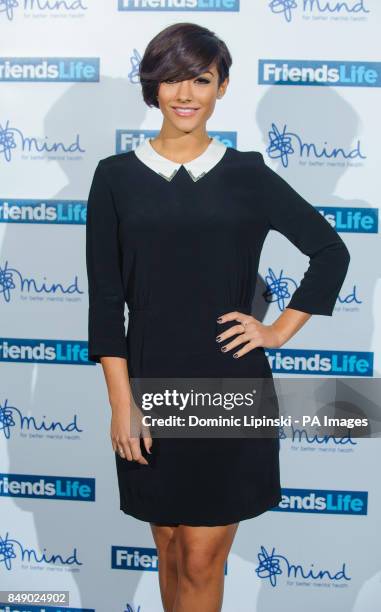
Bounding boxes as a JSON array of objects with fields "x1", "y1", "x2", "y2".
[{"x1": 86, "y1": 161, "x2": 151, "y2": 464}]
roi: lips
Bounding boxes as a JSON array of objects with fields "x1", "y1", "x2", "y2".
[{"x1": 171, "y1": 107, "x2": 200, "y2": 117}]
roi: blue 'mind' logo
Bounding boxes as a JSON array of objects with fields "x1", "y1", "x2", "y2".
[
  {"x1": 128, "y1": 48, "x2": 141, "y2": 84},
  {"x1": 0, "y1": 198, "x2": 87, "y2": 224},
  {"x1": 0, "y1": 120, "x2": 85, "y2": 162},
  {"x1": 263, "y1": 267, "x2": 297, "y2": 311},
  {"x1": 279, "y1": 423, "x2": 358, "y2": 448},
  {"x1": 265, "y1": 348, "x2": 373, "y2": 376},
  {"x1": 0, "y1": 58, "x2": 99, "y2": 82},
  {"x1": 112, "y1": 546, "x2": 228, "y2": 574},
  {"x1": 273, "y1": 488, "x2": 367, "y2": 514},
  {"x1": 316, "y1": 206, "x2": 378, "y2": 233},
  {"x1": 0, "y1": 398, "x2": 83, "y2": 439},
  {"x1": 263, "y1": 267, "x2": 361, "y2": 312},
  {"x1": 0, "y1": 338, "x2": 95, "y2": 365},
  {"x1": 266, "y1": 122, "x2": 366, "y2": 167},
  {"x1": 255, "y1": 545, "x2": 350, "y2": 587},
  {"x1": 0, "y1": 531, "x2": 82, "y2": 571},
  {"x1": 268, "y1": 0, "x2": 369, "y2": 23},
  {"x1": 0, "y1": 473, "x2": 95, "y2": 501},
  {"x1": 118, "y1": 0, "x2": 240, "y2": 11},
  {"x1": 259, "y1": 59, "x2": 380, "y2": 87},
  {"x1": 0, "y1": 0, "x2": 88, "y2": 22},
  {"x1": 115, "y1": 129, "x2": 237, "y2": 153},
  {"x1": 0, "y1": 260, "x2": 83, "y2": 303}
]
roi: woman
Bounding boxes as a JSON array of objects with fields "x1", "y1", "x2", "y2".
[{"x1": 86, "y1": 22, "x2": 350, "y2": 612}]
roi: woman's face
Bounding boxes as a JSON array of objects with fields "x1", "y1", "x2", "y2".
[{"x1": 156, "y1": 63, "x2": 228, "y2": 133}]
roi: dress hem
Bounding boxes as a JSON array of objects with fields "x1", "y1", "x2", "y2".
[{"x1": 118, "y1": 493, "x2": 282, "y2": 527}]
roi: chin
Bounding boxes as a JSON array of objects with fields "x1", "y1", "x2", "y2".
[{"x1": 168, "y1": 119, "x2": 202, "y2": 133}]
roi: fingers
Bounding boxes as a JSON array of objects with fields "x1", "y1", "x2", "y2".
[
  {"x1": 217, "y1": 310, "x2": 252, "y2": 325},
  {"x1": 114, "y1": 437, "x2": 150, "y2": 465},
  {"x1": 129, "y1": 438, "x2": 149, "y2": 465},
  {"x1": 112, "y1": 403, "x2": 152, "y2": 464},
  {"x1": 113, "y1": 437, "x2": 132, "y2": 461},
  {"x1": 217, "y1": 311, "x2": 266, "y2": 358},
  {"x1": 229, "y1": 339, "x2": 258, "y2": 359},
  {"x1": 217, "y1": 311, "x2": 259, "y2": 357},
  {"x1": 143, "y1": 436, "x2": 153, "y2": 455},
  {"x1": 216, "y1": 322, "x2": 248, "y2": 343},
  {"x1": 220, "y1": 335, "x2": 251, "y2": 356}
]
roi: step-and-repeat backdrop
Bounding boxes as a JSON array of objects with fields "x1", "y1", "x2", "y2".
[{"x1": 1, "y1": 2, "x2": 380, "y2": 611}]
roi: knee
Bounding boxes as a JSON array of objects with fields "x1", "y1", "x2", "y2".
[{"x1": 177, "y1": 546, "x2": 225, "y2": 586}]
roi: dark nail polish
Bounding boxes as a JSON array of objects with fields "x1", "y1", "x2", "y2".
[
  {"x1": 221, "y1": 346, "x2": 227, "y2": 352},
  {"x1": 216, "y1": 336, "x2": 222, "y2": 342},
  {"x1": 217, "y1": 317, "x2": 223, "y2": 322},
  {"x1": 233, "y1": 353, "x2": 239, "y2": 358}
]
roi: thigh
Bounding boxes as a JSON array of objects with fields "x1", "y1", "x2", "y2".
[
  {"x1": 150, "y1": 522, "x2": 179, "y2": 550},
  {"x1": 176, "y1": 523, "x2": 239, "y2": 559}
]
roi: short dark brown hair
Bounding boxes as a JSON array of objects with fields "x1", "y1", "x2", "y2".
[{"x1": 139, "y1": 22, "x2": 232, "y2": 108}]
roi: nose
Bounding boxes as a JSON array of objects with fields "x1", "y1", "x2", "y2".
[{"x1": 175, "y1": 79, "x2": 193, "y2": 102}]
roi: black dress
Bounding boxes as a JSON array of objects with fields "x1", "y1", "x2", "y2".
[{"x1": 85, "y1": 141, "x2": 350, "y2": 526}]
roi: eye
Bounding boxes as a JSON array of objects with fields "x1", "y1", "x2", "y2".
[{"x1": 163, "y1": 77, "x2": 210, "y2": 84}]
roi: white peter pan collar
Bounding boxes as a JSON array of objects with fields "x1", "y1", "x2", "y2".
[{"x1": 133, "y1": 136, "x2": 227, "y2": 182}]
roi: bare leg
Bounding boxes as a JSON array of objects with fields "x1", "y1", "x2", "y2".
[
  {"x1": 150, "y1": 522, "x2": 180, "y2": 612},
  {"x1": 173, "y1": 522, "x2": 239, "y2": 612}
]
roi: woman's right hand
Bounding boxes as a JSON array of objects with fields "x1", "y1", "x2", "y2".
[
  {"x1": 110, "y1": 400, "x2": 152, "y2": 465},
  {"x1": 99, "y1": 356, "x2": 152, "y2": 465}
]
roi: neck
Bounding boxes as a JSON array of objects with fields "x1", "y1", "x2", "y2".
[{"x1": 150, "y1": 127, "x2": 212, "y2": 164}]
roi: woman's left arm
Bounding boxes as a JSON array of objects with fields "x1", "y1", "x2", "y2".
[
  {"x1": 259, "y1": 155, "x2": 351, "y2": 319},
  {"x1": 261, "y1": 156, "x2": 351, "y2": 345},
  {"x1": 217, "y1": 155, "x2": 351, "y2": 355}
]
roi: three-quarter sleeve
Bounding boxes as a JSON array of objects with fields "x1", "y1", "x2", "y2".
[
  {"x1": 257, "y1": 153, "x2": 350, "y2": 316},
  {"x1": 86, "y1": 161, "x2": 128, "y2": 363}
]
